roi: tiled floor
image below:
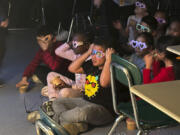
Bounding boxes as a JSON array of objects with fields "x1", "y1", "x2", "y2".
[{"x1": 0, "y1": 30, "x2": 179, "y2": 135}]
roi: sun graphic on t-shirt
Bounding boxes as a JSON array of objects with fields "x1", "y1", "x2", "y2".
[{"x1": 84, "y1": 75, "x2": 99, "y2": 98}]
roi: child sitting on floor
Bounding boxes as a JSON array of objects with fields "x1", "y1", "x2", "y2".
[
  {"x1": 45, "y1": 33, "x2": 91, "y2": 100},
  {"x1": 51, "y1": 38, "x2": 118, "y2": 135},
  {"x1": 16, "y1": 25, "x2": 71, "y2": 93},
  {"x1": 143, "y1": 35, "x2": 180, "y2": 84}
]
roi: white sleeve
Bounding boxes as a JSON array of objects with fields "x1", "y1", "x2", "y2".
[{"x1": 55, "y1": 43, "x2": 77, "y2": 61}]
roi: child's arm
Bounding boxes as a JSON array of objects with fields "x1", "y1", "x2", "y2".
[
  {"x1": 55, "y1": 43, "x2": 77, "y2": 61},
  {"x1": 16, "y1": 50, "x2": 42, "y2": 87},
  {"x1": 68, "y1": 45, "x2": 93, "y2": 74},
  {"x1": 100, "y1": 48, "x2": 115, "y2": 88},
  {"x1": 143, "y1": 53, "x2": 154, "y2": 84}
]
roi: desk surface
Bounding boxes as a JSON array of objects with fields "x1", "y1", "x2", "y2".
[
  {"x1": 130, "y1": 80, "x2": 180, "y2": 123},
  {"x1": 167, "y1": 45, "x2": 180, "y2": 55}
]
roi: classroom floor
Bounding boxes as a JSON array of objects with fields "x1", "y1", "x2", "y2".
[{"x1": 0, "y1": 30, "x2": 180, "y2": 135}]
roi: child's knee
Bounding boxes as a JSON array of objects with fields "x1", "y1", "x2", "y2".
[
  {"x1": 59, "y1": 88, "x2": 71, "y2": 98},
  {"x1": 47, "y1": 72, "x2": 57, "y2": 82}
]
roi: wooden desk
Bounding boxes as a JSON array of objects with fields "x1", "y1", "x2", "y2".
[
  {"x1": 130, "y1": 80, "x2": 180, "y2": 123},
  {"x1": 167, "y1": 45, "x2": 180, "y2": 55}
]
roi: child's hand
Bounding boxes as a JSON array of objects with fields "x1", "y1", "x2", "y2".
[
  {"x1": 113, "y1": 20, "x2": 123, "y2": 31},
  {"x1": 50, "y1": 76, "x2": 66, "y2": 90},
  {"x1": 87, "y1": 44, "x2": 94, "y2": 55},
  {"x1": 0, "y1": 18, "x2": 9, "y2": 28},
  {"x1": 16, "y1": 77, "x2": 29, "y2": 88},
  {"x1": 144, "y1": 53, "x2": 154, "y2": 69},
  {"x1": 128, "y1": 19, "x2": 137, "y2": 27},
  {"x1": 105, "y1": 48, "x2": 115, "y2": 63}
]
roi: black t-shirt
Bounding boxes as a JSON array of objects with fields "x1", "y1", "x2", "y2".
[{"x1": 82, "y1": 60, "x2": 129, "y2": 114}]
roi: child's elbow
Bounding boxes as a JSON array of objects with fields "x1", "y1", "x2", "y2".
[
  {"x1": 100, "y1": 80, "x2": 110, "y2": 88},
  {"x1": 68, "y1": 65, "x2": 74, "y2": 73},
  {"x1": 55, "y1": 49, "x2": 59, "y2": 56}
]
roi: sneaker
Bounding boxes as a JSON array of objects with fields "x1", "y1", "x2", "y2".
[
  {"x1": 42, "y1": 101, "x2": 54, "y2": 116},
  {"x1": 27, "y1": 111, "x2": 40, "y2": 124},
  {"x1": 32, "y1": 75, "x2": 42, "y2": 84},
  {"x1": 41, "y1": 86, "x2": 48, "y2": 97},
  {"x1": 62, "y1": 123, "x2": 88, "y2": 135},
  {"x1": 19, "y1": 85, "x2": 28, "y2": 94}
]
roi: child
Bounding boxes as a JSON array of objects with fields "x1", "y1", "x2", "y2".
[
  {"x1": 143, "y1": 36, "x2": 180, "y2": 84},
  {"x1": 154, "y1": 10, "x2": 168, "y2": 38},
  {"x1": 46, "y1": 33, "x2": 90, "y2": 100},
  {"x1": 16, "y1": 25, "x2": 71, "y2": 91},
  {"x1": 113, "y1": 0, "x2": 149, "y2": 41},
  {"x1": 136, "y1": 15, "x2": 158, "y2": 38},
  {"x1": 166, "y1": 20, "x2": 180, "y2": 38},
  {"x1": 128, "y1": 32, "x2": 154, "y2": 72},
  {"x1": 51, "y1": 38, "x2": 125, "y2": 135}
]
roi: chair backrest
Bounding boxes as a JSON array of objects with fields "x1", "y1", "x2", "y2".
[{"x1": 111, "y1": 54, "x2": 142, "y2": 87}]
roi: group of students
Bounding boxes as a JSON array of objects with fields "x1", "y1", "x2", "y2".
[{"x1": 11, "y1": 0, "x2": 180, "y2": 135}]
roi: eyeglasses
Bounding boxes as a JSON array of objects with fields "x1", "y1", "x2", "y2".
[
  {"x1": 91, "y1": 49, "x2": 105, "y2": 58},
  {"x1": 135, "y1": 2, "x2": 146, "y2": 8},
  {"x1": 72, "y1": 41, "x2": 84, "y2": 48},
  {"x1": 129, "y1": 40, "x2": 147, "y2": 51},
  {"x1": 156, "y1": 18, "x2": 166, "y2": 24},
  {"x1": 85, "y1": 79, "x2": 96, "y2": 88},
  {"x1": 136, "y1": 24, "x2": 151, "y2": 33}
]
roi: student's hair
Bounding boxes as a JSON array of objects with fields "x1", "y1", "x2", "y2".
[
  {"x1": 136, "y1": 0, "x2": 151, "y2": 15},
  {"x1": 136, "y1": 32, "x2": 154, "y2": 48},
  {"x1": 93, "y1": 36, "x2": 111, "y2": 50},
  {"x1": 156, "y1": 35, "x2": 180, "y2": 79},
  {"x1": 142, "y1": 15, "x2": 158, "y2": 31},
  {"x1": 155, "y1": 10, "x2": 167, "y2": 19},
  {"x1": 36, "y1": 25, "x2": 54, "y2": 37},
  {"x1": 73, "y1": 32, "x2": 90, "y2": 45}
]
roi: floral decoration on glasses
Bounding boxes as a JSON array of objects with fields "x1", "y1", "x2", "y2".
[
  {"x1": 91, "y1": 49, "x2": 105, "y2": 58},
  {"x1": 129, "y1": 40, "x2": 147, "y2": 51},
  {"x1": 136, "y1": 24, "x2": 151, "y2": 33},
  {"x1": 135, "y1": 2, "x2": 146, "y2": 8}
]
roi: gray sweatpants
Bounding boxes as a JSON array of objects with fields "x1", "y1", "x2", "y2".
[{"x1": 52, "y1": 98, "x2": 114, "y2": 125}]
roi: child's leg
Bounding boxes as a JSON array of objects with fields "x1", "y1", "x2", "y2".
[
  {"x1": 34, "y1": 65, "x2": 52, "y2": 85},
  {"x1": 47, "y1": 72, "x2": 75, "y2": 99},
  {"x1": 58, "y1": 100, "x2": 114, "y2": 125},
  {"x1": 52, "y1": 98, "x2": 114, "y2": 125}
]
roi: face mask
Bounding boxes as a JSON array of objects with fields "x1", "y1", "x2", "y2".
[
  {"x1": 91, "y1": 49, "x2": 105, "y2": 58},
  {"x1": 129, "y1": 40, "x2": 147, "y2": 51},
  {"x1": 136, "y1": 24, "x2": 151, "y2": 33},
  {"x1": 135, "y1": 2, "x2": 146, "y2": 8},
  {"x1": 72, "y1": 41, "x2": 84, "y2": 48},
  {"x1": 156, "y1": 18, "x2": 166, "y2": 24}
]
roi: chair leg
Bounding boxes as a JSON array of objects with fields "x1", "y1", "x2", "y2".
[
  {"x1": 137, "y1": 130, "x2": 143, "y2": 135},
  {"x1": 108, "y1": 115, "x2": 125, "y2": 135}
]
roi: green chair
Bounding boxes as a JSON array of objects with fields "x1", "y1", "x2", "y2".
[{"x1": 108, "y1": 54, "x2": 178, "y2": 135}]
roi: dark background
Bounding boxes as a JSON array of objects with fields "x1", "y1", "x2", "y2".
[{"x1": 3, "y1": 0, "x2": 180, "y2": 29}]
